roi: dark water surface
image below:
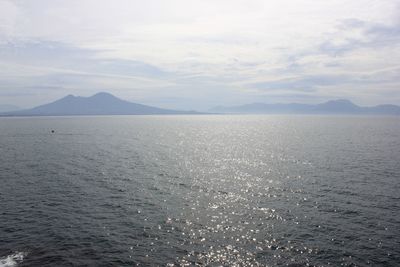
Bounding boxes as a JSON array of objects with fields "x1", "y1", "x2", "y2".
[{"x1": 0, "y1": 115, "x2": 399, "y2": 266}]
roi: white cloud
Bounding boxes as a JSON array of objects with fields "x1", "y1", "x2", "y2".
[{"x1": 0, "y1": 0, "x2": 399, "y2": 108}]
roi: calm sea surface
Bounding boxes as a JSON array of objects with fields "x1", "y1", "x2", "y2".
[{"x1": 0, "y1": 115, "x2": 399, "y2": 266}]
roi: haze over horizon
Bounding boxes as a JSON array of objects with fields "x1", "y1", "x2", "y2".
[
  {"x1": 0, "y1": 0, "x2": 399, "y2": 110},
  {"x1": 3, "y1": 91, "x2": 399, "y2": 116}
]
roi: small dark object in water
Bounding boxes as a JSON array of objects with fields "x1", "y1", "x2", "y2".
[{"x1": 51, "y1": 130, "x2": 55, "y2": 133}]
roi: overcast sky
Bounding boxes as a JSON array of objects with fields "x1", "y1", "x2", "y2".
[{"x1": 0, "y1": 0, "x2": 399, "y2": 110}]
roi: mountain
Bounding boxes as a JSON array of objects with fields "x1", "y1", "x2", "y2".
[
  {"x1": 314, "y1": 99, "x2": 361, "y2": 113},
  {"x1": 0, "y1": 104, "x2": 20, "y2": 113},
  {"x1": 3, "y1": 92, "x2": 199, "y2": 116},
  {"x1": 210, "y1": 99, "x2": 400, "y2": 115}
]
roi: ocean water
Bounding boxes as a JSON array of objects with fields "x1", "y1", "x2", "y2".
[{"x1": 0, "y1": 115, "x2": 399, "y2": 267}]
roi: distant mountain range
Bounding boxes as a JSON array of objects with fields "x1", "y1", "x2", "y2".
[
  {"x1": 2, "y1": 92, "x2": 199, "y2": 116},
  {"x1": 210, "y1": 99, "x2": 400, "y2": 115},
  {"x1": 2, "y1": 94, "x2": 399, "y2": 116}
]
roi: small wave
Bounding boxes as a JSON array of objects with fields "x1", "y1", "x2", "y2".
[{"x1": 0, "y1": 252, "x2": 27, "y2": 267}]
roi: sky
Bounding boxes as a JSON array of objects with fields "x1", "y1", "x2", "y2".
[{"x1": 0, "y1": 0, "x2": 399, "y2": 110}]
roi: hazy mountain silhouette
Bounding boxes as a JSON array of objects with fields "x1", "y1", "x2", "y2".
[
  {"x1": 4, "y1": 92, "x2": 199, "y2": 116},
  {"x1": 210, "y1": 99, "x2": 400, "y2": 115}
]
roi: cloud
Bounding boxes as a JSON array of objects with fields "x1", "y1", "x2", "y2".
[
  {"x1": 0, "y1": 0, "x2": 400, "y2": 108},
  {"x1": 251, "y1": 75, "x2": 350, "y2": 92},
  {"x1": 321, "y1": 18, "x2": 400, "y2": 54}
]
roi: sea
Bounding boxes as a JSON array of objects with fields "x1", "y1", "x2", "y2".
[{"x1": 0, "y1": 115, "x2": 399, "y2": 267}]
